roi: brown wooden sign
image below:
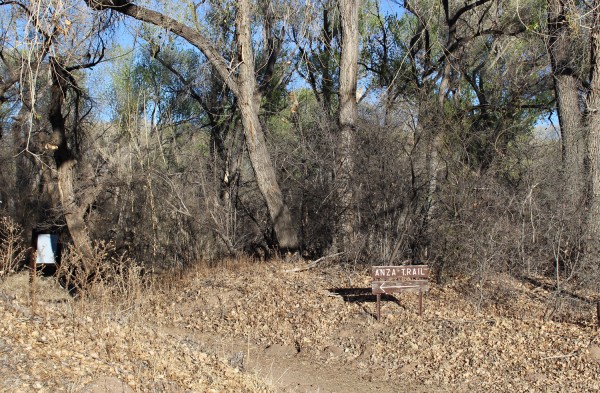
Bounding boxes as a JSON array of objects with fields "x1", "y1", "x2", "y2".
[
  {"x1": 371, "y1": 265, "x2": 429, "y2": 319},
  {"x1": 372, "y1": 265, "x2": 430, "y2": 280}
]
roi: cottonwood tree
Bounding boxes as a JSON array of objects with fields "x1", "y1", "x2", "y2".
[
  {"x1": 547, "y1": 0, "x2": 586, "y2": 207},
  {"x1": 133, "y1": 5, "x2": 281, "y2": 255},
  {"x1": 86, "y1": 0, "x2": 299, "y2": 250},
  {"x1": 358, "y1": 0, "x2": 549, "y2": 263},
  {"x1": 0, "y1": 0, "x2": 110, "y2": 256},
  {"x1": 290, "y1": 0, "x2": 363, "y2": 253},
  {"x1": 336, "y1": 0, "x2": 360, "y2": 250},
  {"x1": 583, "y1": 0, "x2": 600, "y2": 269},
  {"x1": 546, "y1": 0, "x2": 600, "y2": 270}
]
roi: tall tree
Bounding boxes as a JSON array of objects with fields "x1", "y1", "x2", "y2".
[
  {"x1": 584, "y1": 0, "x2": 600, "y2": 265},
  {"x1": 86, "y1": 0, "x2": 299, "y2": 250},
  {"x1": 44, "y1": 56, "x2": 98, "y2": 257},
  {"x1": 546, "y1": 0, "x2": 600, "y2": 266},
  {"x1": 0, "y1": 0, "x2": 108, "y2": 256},
  {"x1": 337, "y1": 0, "x2": 360, "y2": 250},
  {"x1": 547, "y1": 0, "x2": 586, "y2": 207}
]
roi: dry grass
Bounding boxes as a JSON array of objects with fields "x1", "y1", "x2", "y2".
[{"x1": 0, "y1": 216, "x2": 27, "y2": 281}]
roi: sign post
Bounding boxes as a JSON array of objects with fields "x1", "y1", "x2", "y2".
[{"x1": 371, "y1": 265, "x2": 429, "y2": 320}]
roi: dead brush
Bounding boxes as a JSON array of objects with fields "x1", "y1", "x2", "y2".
[
  {"x1": 57, "y1": 241, "x2": 145, "y2": 308},
  {"x1": 0, "y1": 216, "x2": 28, "y2": 281}
]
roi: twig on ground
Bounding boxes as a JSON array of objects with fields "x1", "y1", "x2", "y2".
[
  {"x1": 541, "y1": 351, "x2": 580, "y2": 360},
  {"x1": 439, "y1": 318, "x2": 497, "y2": 324},
  {"x1": 283, "y1": 252, "x2": 344, "y2": 273}
]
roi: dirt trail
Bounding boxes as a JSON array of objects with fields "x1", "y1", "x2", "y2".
[
  {"x1": 160, "y1": 326, "x2": 438, "y2": 393},
  {"x1": 1, "y1": 262, "x2": 600, "y2": 392},
  {"x1": 159, "y1": 262, "x2": 600, "y2": 392}
]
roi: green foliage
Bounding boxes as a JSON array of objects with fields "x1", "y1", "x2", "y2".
[{"x1": 447, "y1": 32, "x2": 552, "y2": 173}]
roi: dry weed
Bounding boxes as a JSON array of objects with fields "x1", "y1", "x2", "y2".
[
  {"x1": 57, "y1": 241, "x2": 144, "y2": 306},
  {"x1": 0, "y1": 216, "x2": 28, "y2": 281}
]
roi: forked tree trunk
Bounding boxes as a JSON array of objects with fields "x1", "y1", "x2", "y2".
[
  {"x1": 47, "y1": 58, "x2": 94, "y2": 258},
  {"x1": 337, "y1": 0, "x2": 360, "y2": 250}
]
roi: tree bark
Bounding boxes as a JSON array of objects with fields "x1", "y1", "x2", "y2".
[
  {"x1": 584, "y1": 1, "x2": 600, "y2": 264},
  {"x1": 86, "y1": 0, "x2": 299, "y2": 250},
  {"x1": 337, "y1": 0, "x2": 360, "y2": 250},
  {"x1": 322, "y1": 5, "x2": 335, "y2": 115},
  {"x1": 547, "y1": 0, "x2": 586, "y2": 206},
  {"x1": 235, "y1": 0, "x2": 298, "y2": 250},
  {"x1": 47, "y1": 58, "x2": 94, "y2": 258}
]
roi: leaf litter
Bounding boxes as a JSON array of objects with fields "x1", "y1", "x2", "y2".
[{"x1": 0, "y1": 260, "x2": 599, "y2": 392}]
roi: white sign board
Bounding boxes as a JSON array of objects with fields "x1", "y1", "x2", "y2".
[{"x1": 36, "y1": 234, "x2": 58, "y2": 265}]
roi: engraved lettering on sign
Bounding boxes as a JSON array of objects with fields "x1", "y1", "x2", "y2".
[{"x1": 371, "y1": 265, "x2": 429, "y2": 279}]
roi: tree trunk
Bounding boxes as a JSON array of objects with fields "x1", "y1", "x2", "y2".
[
  {"x1": 47, "y1": 57, "x2": 94, "y2": 258},
  {"x1": 236, "y1": 0, "x2": 298, "y2": 250},
  {"x1": 556, "y1": 76, "x2": 585, "y2": 199},
  {"x1": 40, "y1": 159, "x2": 94, "y2": 258},
  {"x1": 322, "y1": 5, "x2": 334, "y2": 115},
  {"x1": 547, "y1": 0, "x2": 585, "y2": 206},
  {"x1": 584, "y1": 2, "x2": 600, "y2": 265},
  {"x1": 337, "y1": 0, "x2": 360, "y2": 250}
]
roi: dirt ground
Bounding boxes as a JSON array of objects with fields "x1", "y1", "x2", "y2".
[{"x1": 1, "y1": 259, "x2": 599, "y2": 392}]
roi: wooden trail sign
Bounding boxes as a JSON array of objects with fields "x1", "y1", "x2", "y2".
[
  {"x1": 371, "y1": 265, "x2": 429, "y2": 320},
  {"x1": 372, "y1": 280, "x2": 428, "y2": 294}
]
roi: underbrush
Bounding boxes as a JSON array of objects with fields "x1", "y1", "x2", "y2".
[
  {"x1": 0, "y1": 216, "x2": 27, "y2": 281},
  {"x1": 56, "y1": 241, "x2": 145, "y2": 304}
]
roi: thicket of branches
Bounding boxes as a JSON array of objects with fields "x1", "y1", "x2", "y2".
[{"x1": 1, "y1": 0, "x2": 599, "y2": 291}]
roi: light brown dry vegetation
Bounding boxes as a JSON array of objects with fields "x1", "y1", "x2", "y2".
[
  {"x1": 0, "y1": 270, "x2": 270, "y2": 393},
  {"x1": 1, "y1": 257, "x2": 599, "y2": 392},
  {"x1": 0, "y1": 217, "x2": 27, "y2": 281}
]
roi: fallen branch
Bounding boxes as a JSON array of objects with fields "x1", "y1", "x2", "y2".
[
  {"x1": 439, "y1": 318, "x2": 497, "y2": 325},
  {"x1": 283, "y1": 252, "x2": 344, "y2": 273},
  {"x1": 541, "y1": 351, "x2": 580, "y2": 360}
]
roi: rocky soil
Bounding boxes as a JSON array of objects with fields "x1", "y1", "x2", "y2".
[{"x1": 1, "y1": 259, "x2": 599, "y2": 392}]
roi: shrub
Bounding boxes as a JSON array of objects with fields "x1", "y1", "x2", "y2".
[
  {"x1": 57, "y1": 241, "x2": 144, "y2": 304},
  {"x1": 0, "y1": 216, "x2": 28, "y2": 280}
]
